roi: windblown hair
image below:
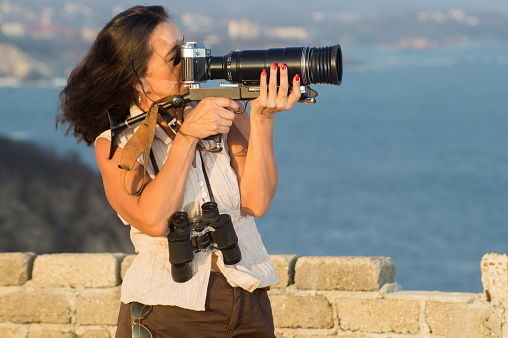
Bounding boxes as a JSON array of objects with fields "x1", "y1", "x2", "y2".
[{"x1": 58, "y1": 5, "x2": 170, "y2": 146}]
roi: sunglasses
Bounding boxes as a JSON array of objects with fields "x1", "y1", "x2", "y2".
[
  {"x1": 131, "y1": 302, "x2": 153, "y2": 338},
  {"x1": 174, "y1": 47, "x2": 182, "y2": 66},
  {"x1": 167, "y1": 47, "x2": 181, "y2": 67}
]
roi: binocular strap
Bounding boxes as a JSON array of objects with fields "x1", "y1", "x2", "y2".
[
  {"x1": 198, "y1": 151, "x2": 216, "y2": 203},
  {"x1": 148, "y1": 144, "x2": 215, "y2": 204}
]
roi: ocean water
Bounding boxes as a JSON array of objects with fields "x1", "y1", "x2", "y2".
[{"x1": 1, "y1": 44, "x2": 507, "y2": 292}]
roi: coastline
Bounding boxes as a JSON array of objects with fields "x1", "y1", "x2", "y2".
[{"x1": 0, "y1": 76, "x2": 67, "y2": 88}]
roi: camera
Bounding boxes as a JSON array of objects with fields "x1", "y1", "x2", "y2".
[
  {"x1": 180, "y1": 42, "x2": 342, "y2": 87},
  {"x1": 167, "y1": 202, "x2": 241, "y2": 283},
  {"x1": 108, "y1": 42, "x2": 343, "y2": 159}
]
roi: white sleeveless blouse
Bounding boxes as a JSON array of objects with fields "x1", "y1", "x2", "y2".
[{"x1": 96, "y1": 105, "x2": 279, "y2": 311}]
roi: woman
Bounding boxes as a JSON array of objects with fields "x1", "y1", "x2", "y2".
[{"x1": 59, "y1": 5, "x2": 301, "y2": 338}]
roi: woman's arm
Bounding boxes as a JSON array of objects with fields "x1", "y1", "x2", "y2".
[
  {"x1": 96, "y1": 97, "x2": 241, "y2": 236},
  {"x1": 229, "y1": 63, "x2": 301, "y2": 217}
]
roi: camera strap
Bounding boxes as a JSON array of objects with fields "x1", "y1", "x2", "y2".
[
  {"x1": 117, "y1": 103, "x2": 157, "y2": 196},
  {"x1": 117, "y1": 95, "x2": 182, "y2": 196},
  {"x1": 149, "y1": 146, "x2": 216, "y2": 203},
  {"x1": 117, "y1": 94, "x2": 220, "y2": 200}
]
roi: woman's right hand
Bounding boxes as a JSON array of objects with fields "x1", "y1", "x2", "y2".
[{"x1": 178, "y1": 97, "x2": 243, "y2": 141}]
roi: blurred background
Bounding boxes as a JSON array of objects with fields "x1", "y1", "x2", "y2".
[{"x1": 1, "y1": 0, "x2": 507, "y2": 292}]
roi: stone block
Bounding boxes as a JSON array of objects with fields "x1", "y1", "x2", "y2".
[
  {"x1": 75, "y1": 327, "x2": 114, "y2": 338},
  {"x1": 0, "y1": 252, "x2": 36, "y2": 286},
  {"x1": 295, "y1": 256, "x2": 395, "y2": 291},
  {"x1": 270, "y1": 293, "x2": 333, "y2": 329},
  {"x1": 32, "y1": 253, "x2": 123, "y2": 288},
  {"x1": 451, "y1": 303, "x2": 504, "y2": 338},
  {"x1": 505, "y1": 310, "x2": 508, "y2": 338},
  {"x1": 481, "y1": 252, "x2": 508, "y2": 305},
  {"x1": 296, "y1": 332, "x2": 368, "y2": 338},
  {"x1": 76, "y1": 288, "x2": 121, "y2": 325},
  {"x1": 336, "y1": 298, "x2": 419, "y2": 334},
  {"x1": 0, "y1": 289, "x2": 72, "y2": 324},
  {"x1": 27, "y1": 326, "x2": 76, "y2": 338},
  {"x1": 270, "y1": 255, "x2": 299, "y2": 288},
  {"x1": 427, "y1": 300, "x2": 503, "y2": 338},
  {"x1": 120, "y1": 255, "x2": 136, "y2": 280},
  {"x1": 425, "y1": 300, "x2": 467, "y2": 336},
  {"x1": 0, "y1": 323, "x2": 27, "y2": 338},
  {"x1": 294, "y1": 333, "x2": 340, "y2": 338}
]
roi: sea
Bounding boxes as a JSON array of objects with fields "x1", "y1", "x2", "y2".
[{"x1": 1, "y1": 43, "x2": 508, "y2": 293}]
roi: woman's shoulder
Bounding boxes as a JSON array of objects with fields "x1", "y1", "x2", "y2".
[
  {"x1": 96, "y1": 129, "x2": 112, "y2": 142},
  {"x1": 95, "y1": 104, "x2": 146, "y2": 145}
]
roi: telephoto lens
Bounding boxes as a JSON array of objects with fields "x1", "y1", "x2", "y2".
[
  {"x1": 207, "y1": 45, "x2": 342, "y2": 86},
  {"x1": 167, "y1": 212, "x2": 194, "y2": 283}
]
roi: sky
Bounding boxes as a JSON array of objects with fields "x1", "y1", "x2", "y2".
[{"x1": 18, "y1": 0, "x2": 508, "y2": 17}]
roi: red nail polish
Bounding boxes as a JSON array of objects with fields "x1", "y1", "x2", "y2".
[
  {"x1": 295, "y1": 74, "x2": 300, "y2": 82},
  {"x1": 281, "y1": 63, "x2": 286, "y2": 70},
  {"x1": 262, "y1": 69, "x2": 267, "y2": 76},
  {"x1": 272, "y1": 62, "x2": 277, "y2": 70}
]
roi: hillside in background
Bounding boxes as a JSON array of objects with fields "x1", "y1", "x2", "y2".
[
  {"x1": 1, "y1": 0, "x2": 507, "y2": 81},
  {"x1": 0, "y1": 135, "x2": 134, "y2": 254}
]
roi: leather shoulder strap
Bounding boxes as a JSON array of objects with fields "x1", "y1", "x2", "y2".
[
  {"x1": 115, "y1": 95, "x2": 185, "y2": 196},
  {"x1": 118, "y1": 104, "x2": 158, "y2": 196}
]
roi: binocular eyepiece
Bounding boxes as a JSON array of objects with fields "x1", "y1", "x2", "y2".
[
  {"x1": 181, "y1": 42, "x2": 342, "y2": 87},
  {"x1": 167, "y1": 202, "x2": 242, "y2": 283}
]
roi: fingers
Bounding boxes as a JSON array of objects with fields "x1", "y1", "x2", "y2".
[
  {"x1": 259, "y1": 68, "x2": 268, "y2": 101},
  {"x1": 181, "y1": 97, "x2": 242, "y2": 139},
  {"x1": 204, "y1": 98, "x2": 236, "y2": 133},
  {"x1": 205, "y1": 97, "x2": 242, "y2": 134},
  {"x1": 278, "y1": 62, "x2": 289, "y2": 102},
  {"x1": 211, "y1": 97, "x2": 243, "y2": 113},
  {"x1": 268, "y1": 62, "x2": 278, "y2": 107},
  {"x1": 251, "y1": 63, "x2": 300, "y2": 118},
  {"x1": 266, "y1": 62, "x2": 300, "y2": 108},
  {"x1": 288, "y1": 73, "x2": 301, "y2": 105}
]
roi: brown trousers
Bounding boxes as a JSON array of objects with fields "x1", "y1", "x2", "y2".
[{"x1": 115, "y1": 272, "x2": 275, "y2": 338}]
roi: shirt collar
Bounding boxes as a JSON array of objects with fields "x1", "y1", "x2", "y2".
[
  {"x1": 128, "y1": 104, "x2": 173, "y2": 145},
  {"x1": 128, "y1": 102, "x2": 197, "y2": 147},
  {"x1": 129, "y1": 104, "x2": 144, "y2": 118}
]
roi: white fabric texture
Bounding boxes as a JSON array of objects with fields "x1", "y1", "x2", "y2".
[{"x1": 96, "y1": 104, "x2": 279, "y2": 311}]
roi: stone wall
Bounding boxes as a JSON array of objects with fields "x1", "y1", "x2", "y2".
[{"x1": 0, "y1": 252, "x2": 506, "y2": 337}]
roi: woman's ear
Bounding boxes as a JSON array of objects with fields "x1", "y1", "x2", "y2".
[
  {"x1": 135, "y1": 78, "x2": 151, "y2": 95},
  {"x1": 134, "y1": 82, "x2": 143, "y2": 93}
]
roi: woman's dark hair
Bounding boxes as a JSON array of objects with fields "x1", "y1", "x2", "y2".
[{"x1": 58, "y1": 5, "x2": 170, "y2": 146}]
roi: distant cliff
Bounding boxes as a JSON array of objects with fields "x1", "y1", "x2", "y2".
[
  {"x1": 0, "y1": 43, "x2": 52, "y2": 80},
  {"x1": 0, "y1": 135, "x2": 134, "y2": 253},
  {"x1": 2, "y1": 1, "x2": 508, "y2": 82}
]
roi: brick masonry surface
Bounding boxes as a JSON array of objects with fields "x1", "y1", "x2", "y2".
[{"x1": 0, "y1": 252, "x2": 506, "y2": 337}]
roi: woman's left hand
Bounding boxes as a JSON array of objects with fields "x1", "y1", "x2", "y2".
[{"x1": 250, "y1": 62, "x2": 301, "y2": 118}]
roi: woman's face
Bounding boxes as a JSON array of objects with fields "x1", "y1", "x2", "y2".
[{"x1": 141, "y1": 21, "x2": 185, "y2": 105}]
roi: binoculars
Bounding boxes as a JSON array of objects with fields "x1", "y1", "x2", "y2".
[{"x1": 167, "y1": 202, "x2": 242, "y2": 283}]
